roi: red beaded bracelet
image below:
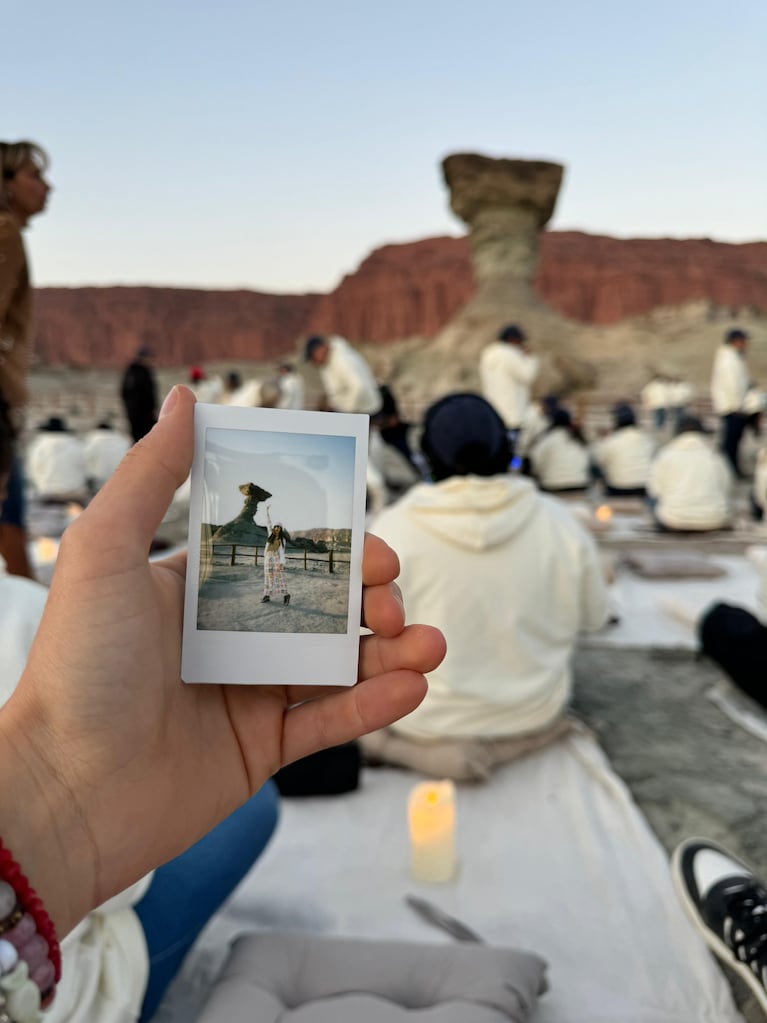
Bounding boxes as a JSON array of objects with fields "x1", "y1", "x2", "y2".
[{"x1": 0, "y1": 840, "x2": 61, "y2": 983}]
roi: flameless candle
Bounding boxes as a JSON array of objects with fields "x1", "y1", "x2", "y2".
[
  {"x1": 34, "y1": 537, "x2": 59, "y2": 564},
  {"x1": 407, "y1": 780, "x2": 456, "y2": 883}
]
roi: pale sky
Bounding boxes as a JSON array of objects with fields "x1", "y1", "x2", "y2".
[
  {"x1": 203, "y1": 428, "x2": 356, "y2": 531},
  {"x1": 8, "y1": 0, "x2": 766, "y2": 293}
]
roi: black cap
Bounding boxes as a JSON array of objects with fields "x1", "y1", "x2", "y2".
[
  {"x1": 725, "y1": 328, "x2": 748, "y2": 344},
  {"x1": 498, "y1": 324, "x2": 526, "y2": 343},
  {"x1": 41, "y1": 416, "x2": 67, "y2": 432},
  {"x1": 420, "y1": 393, "x2": 511, "y2": 482},
  {"x1": 304, "y1": 336, "x2": 326, "y2": 362},
  {"x1": 613, "y1": 403, "x2": 636, "y2": 429}
]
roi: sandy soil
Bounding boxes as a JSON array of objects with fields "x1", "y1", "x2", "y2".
[{"x1": 197, "y1": 562, "x2": 350, "y2": 634}]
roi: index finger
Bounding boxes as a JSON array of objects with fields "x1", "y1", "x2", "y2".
[{"x1": 362, "y1": 533, "x2": 400, "y2": 587}]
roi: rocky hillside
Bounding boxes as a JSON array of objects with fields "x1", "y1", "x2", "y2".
[{"x1": 32, "y1": 232, "x2": 767, "y2": 368}]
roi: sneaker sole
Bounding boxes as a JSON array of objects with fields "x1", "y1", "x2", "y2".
[{"x1": 671, "y1": 840, "x2": 767, "y2": 1015}]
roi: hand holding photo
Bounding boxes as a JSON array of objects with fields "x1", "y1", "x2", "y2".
[{"x1": 182, "y1": 403, "x2": 369, "y2": 685}]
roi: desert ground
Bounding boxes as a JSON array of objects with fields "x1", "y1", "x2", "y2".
[{"x1": 197, "y1": 560, "x2": 350, "y2": 634}]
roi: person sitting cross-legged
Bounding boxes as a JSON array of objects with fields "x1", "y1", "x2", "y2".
[
  {"x1": 647, "y1": 415, "x2": 733, "y2": 532},
  {"x1": 366, "y1": 393, "x2": 609, "y2": 781},
  {"x1": 591, "y1": 403, "x2": 654, "y2": 498}
]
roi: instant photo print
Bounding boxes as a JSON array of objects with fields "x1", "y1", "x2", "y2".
[{"x1": 182, "y1": 403, "x2": 369, "y2": 686}]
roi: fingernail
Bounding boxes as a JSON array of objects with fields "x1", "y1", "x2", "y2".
[{"x1": 159, "y1": 386, "x2": 179, "y2": 419}]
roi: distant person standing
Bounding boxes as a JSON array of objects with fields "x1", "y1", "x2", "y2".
[
  {"x1": 710, "y1": 328, "x2": 752, "y2": 477},
  {"x1": 121, "y1": 347, "x2": 158, "y2": 442},
  {"x1": 641, "y1": 374, "x2": 670, "y2": 431},
  {"x1": 0, "y1": 140, "x2": 52, "y2": 578},
  {"x1": 305, "y1": 335, "x2": 386, "y2": 512},
  {"x1": 479, "y1": 324, "x2": 539, "y2": 446},
  {"x1": 667, "y1": 375, "x2": 693, "y2": 432},
  {"x1": 276, "y1": 362, "x2": 305, "y2": 410},
  {"x1": 304, "y1": 335, "x2": 383, "y2": 416}
]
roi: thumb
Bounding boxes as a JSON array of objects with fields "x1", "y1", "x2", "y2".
[{"x1": 73, "y1": 386, "x2": 196, "y2": 559}]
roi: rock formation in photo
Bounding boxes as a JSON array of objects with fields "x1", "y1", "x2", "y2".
[{"x1": 210, "y1": 482, "x2": 273, "y2": 544}]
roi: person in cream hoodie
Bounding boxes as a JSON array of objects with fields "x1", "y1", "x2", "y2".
[
  {"x1": 647, "y1": 415, "x2": 733, "y2": 532},
  {"x1": 371, "y1": 393, "x2": 608, "y2": 743}
]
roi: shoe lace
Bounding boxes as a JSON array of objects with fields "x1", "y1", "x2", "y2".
[{"x1": 723, "y1": 883, "x2": 767, "y2": 975}]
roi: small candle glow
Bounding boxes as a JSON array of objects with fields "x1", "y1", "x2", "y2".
[
  {"x1": 595, "y1": 504, "x2": 613, "y2": 523},
  {"x1": 35, "y1": 537, "x2": 59, "y2": 563},
  {"x1": 66, "y1": 503, "x2": 84, "y2": 520},
  {"x1": 408, "y1": 780, "x2": 456, "y2": 883}
]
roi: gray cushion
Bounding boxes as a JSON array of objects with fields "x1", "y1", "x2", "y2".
[
  {"x1": 196, "y1": 932, "x2": 547, "y2": 1023},
  {"x1": 625, "y1": 551, "x2": 726, "y2": 579}
]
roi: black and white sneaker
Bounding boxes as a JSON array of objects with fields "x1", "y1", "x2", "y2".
[{"x1": 672, "y1": 838, "x2": 767, "y2": 1013}]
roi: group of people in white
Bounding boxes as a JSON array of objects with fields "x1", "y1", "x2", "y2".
[{"x1": 478, "y1": 321, "x2": 766, "y2": 533}]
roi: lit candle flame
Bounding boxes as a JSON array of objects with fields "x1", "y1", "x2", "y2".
[{"x1": 595, "y1": 504, "x2": 613, "y2": 523}]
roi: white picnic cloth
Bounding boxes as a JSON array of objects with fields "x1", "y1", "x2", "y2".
[{"x1": 158, "y1": 733, "x2": 741, "y2": 1023}]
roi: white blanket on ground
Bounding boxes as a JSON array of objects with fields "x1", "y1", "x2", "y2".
[{"x1": 156, "y1": 733, "x2": 741, "y2": 1023}]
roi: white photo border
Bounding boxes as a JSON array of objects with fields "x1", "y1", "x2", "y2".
[{"x1": 181, "y1": 402, "x2": 369, "y2": 686}]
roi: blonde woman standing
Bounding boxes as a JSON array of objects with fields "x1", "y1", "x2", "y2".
[
  {"x1": 262, "y1": 504, "x2": 292, "y2": 605},
  {"x1": 0, "y1": 141, "x2": 52, "y2": 577}
]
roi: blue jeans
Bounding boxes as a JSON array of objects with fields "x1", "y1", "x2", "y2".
[{"x1": 135, "y1": 781, "x2": 280, "y2": 1021}]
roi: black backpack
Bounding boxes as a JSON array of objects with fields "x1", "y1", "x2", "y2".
[{"x1": 698, "y1": 602, "x2": 767, "y2": 711}]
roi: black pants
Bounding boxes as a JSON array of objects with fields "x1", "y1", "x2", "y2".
[
  {"x1": 721, "y1": 412, "x2": 748, "y2": 476},
  {"x1": 699, "y1": 602, "x2": 767, "y2": 711}
]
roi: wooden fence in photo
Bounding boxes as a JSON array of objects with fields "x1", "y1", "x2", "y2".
[{"x1": 210, "y1": 543, "x2": 351, "y2": 575}]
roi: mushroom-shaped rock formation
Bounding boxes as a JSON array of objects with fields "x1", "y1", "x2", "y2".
[
  {"x1": 403, "y1": 152, "x2": 597, "y2": 400},
  {"x1": 210, "y1": 482, "x2": 273, "y2": 545}
]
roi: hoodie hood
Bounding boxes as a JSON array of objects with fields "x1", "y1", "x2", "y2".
[{"x1": 405, "y1": 475, "x2": 539, "y2": 551}]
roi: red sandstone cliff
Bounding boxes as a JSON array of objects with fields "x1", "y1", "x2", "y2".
[
  {"x1": 33, "y1": 232, "x2": 767, "y2": 367},
  {"x1": 33, "y1": 287, "x2": 319, "y2": 369}
]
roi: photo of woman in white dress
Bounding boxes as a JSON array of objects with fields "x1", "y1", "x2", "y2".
[{"x1": 262, "y1": 505, "x2": 292, "y2": 605}]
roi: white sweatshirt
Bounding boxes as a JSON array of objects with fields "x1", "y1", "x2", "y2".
[
  {"x1": 647, "y1": 433, "x2": 733, "y2": 530},
  {"x1": 641, "y1": 379, "x2": 670, "y2": 411},
  {"x1": 26, "y1": 434, "x2": 88, "y2": 500},
  {"x1": 710, "y1": 345, "x2": 749, "y2": 415},
  {"x1": 529, "y1": 428, "x2": 590, "y2": 490},
  {"x1": 479, "y1": 341, "x2": 539, "y2": 429},
  {"x1": 319, "y1": 337, "x2": 382, "y2": 415},
  {"x1": 592, "y1": 427, "x2": 654, "y2": 490},
  {"x1": 277, "y1": 371, "x2": 305, "y2": 410},
  {"x1": 82, "y1": 430, "x2": 131, "y2": 489},
  {"x1": 371, "y1": 475, "x2": 608, "y2": 739}
]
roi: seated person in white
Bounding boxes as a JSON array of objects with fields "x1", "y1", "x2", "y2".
[
  {"x1": 82, "y1": 421, "x2": 131, "y2": 492},
  {"x1": 188, "y1": 365, "x2": 224, "y2": 404},
  {"x1": 529, "y1": 408, "x2": 590, "y2": 492},
  {"x1": 591, "y1": 403, "x2": 654, "y2": 497},
  {"x1": 276, "y1": 362, "x2": 305, "y2": 410},
  {"x1": 368, "y1": 393, "x2": 608, "y2": 778},
  {"x1": 647, "y1": 415, "x2": 733, "y2": 532},
  {"x1": 514, "y1": 394, "x2": 557, "y2": 464},
  {"x1": 26, "y1": 416, "x2": 88, "y2": 502}
]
